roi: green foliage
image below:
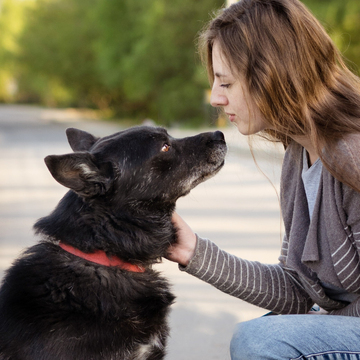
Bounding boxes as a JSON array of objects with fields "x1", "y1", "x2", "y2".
[
  {"x1": 16, "y1": 0, "x2": 105, "y2": 107},
  {"x1": 301, "y1": 0, "x2": 360, "y2": 74},
  {"x1": 11, "y1": 0, "x2": 223, "y2": 124},
  {"x1": 94, "y1": 0, "x2": 223, "y2": 124},
  {"x1": 1, "y1": 0, "x2": 359, "y2": 125},
  {"x1": 0, "y1": 0, "x2": 29, "y2": 101}
]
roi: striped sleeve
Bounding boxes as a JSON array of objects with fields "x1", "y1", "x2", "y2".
[
  {"x1": 330, "y1": 299, "x2": 360, "y2": 317},
  {"x1": 180, "y1": 236, "x2": 313, "y2": 314},
  {"x1": 328, "y1": 182, "x2": 360, "y2": 317}
]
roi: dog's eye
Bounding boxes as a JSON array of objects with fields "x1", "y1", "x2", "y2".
[{"x1": 161, "y1": 144, "x2": 170, "y2": 152}]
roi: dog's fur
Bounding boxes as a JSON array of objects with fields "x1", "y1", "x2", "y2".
[{"x1": 0, "y1": 126, "x2": 227, "y2": 360}]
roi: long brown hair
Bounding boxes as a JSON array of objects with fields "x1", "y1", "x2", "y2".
[{"x1": 199, "y1": 0, "x2": 360, "y2": 191}]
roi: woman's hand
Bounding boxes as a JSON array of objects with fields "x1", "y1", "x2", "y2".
[{"x1": 166, "y1": 212, "x2": 197, "y2": 267}]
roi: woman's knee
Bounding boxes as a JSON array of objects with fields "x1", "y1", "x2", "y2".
[
  {"x1": 230, "y1": 318, "x2": 269, "y2": 360},
  {"x1": 229, "y1": 316, "x2": 297, "y2": 360},
  {"x1": 229, "y1": 314, "x2": 360, "y2": 360}
]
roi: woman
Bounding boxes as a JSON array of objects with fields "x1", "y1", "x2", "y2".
[{"x1": 167, "y1": 0, "x2": 360, "y2": 359}]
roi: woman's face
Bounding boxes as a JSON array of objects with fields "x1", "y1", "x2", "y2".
[{"x1": 210, "y1": 41, "x2": 270, "y2": 135}]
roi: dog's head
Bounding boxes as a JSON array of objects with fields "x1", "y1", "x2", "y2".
[
  {"x1": 38, "y1": 126, "x2": 226, "y2": 263},
  {"x1": 45, "y1": 126, "x2": 227, "y2": 212}
]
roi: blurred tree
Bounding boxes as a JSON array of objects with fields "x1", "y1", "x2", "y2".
[
  {"x1": 16, "y1": 0, "x2": 105, "y2": 108},
  {"x1": 95, "y1": 0, "x2": 223, "y2": 125},
  {"x1": 15, "y1": 0, "x2": 222, "y2": 124},
  {"x1": 302, "y1": 0, "x2": 360, "y2": 75},
  {"x1": 5, "y1": 0, "x2": 359, "y2": 125},
  {"x1": 0, "y1": 0, "x2": 29, "y2": 102}
]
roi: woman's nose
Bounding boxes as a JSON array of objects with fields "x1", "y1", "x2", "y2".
[{"x1": 210, "y1": 88, "x2": 228, "y2": 107}]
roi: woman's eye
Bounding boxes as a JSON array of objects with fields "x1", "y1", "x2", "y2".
[
  {"x1": 221, "y1": 84, "x2": 230, "y2": 88},
  {"x1": 161, "y1": 144, "x2": 170, "y2": 152}
]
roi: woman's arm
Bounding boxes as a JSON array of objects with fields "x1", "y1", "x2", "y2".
[
  {"x1": 169, "y1": 212, "x2": 313, "y2": 315},
  {"x1": 326, "y1": 181, "x2": 360, "y2": 317}
]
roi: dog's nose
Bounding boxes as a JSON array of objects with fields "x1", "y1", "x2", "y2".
[{"x1": 212, "y1": 131, "x2": 225, "y2": 141}]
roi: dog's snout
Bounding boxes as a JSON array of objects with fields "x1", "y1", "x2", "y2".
[{"x1": 212, "y1": 131, "x2": 225, "y2": 142}]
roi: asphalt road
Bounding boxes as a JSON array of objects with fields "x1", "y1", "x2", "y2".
[{"x1": 0, "y1": 104, "x2": 284, "y2": 359}]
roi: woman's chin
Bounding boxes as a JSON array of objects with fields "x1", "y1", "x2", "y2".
[{"x1": 234, "y1": 122, "x2": 251, "y2": 136}]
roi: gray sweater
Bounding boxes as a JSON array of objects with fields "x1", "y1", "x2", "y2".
[{"x1": 181, "y1": 138, "x2": 360, "y2": 316}]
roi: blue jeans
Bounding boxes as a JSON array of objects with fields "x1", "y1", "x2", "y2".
[{"x1": 230, "y1": 315, "x2": 360, "y2": 359}]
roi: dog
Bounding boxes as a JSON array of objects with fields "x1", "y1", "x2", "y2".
[{"x1": 0, "y1": 126, "x2": 227, "y2": 360}]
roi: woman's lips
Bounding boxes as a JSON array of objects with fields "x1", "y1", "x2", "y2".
[{"x1": 226, "y1": 113, "x2": 236, "y2": 122}]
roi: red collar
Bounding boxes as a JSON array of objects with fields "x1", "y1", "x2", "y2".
[{"x1": 59, "y1": 242, "x2": 145, "y2": 273}]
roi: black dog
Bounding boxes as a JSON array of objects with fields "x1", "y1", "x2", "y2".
[{"x1": 0, "y1": 126, "x2": 227, "y2": 360}]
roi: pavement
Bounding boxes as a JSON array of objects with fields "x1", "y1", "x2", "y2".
[{"x1": 0, "y1": 104, "x2": 285, "y2": 359}]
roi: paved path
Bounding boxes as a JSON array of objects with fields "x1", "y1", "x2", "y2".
[{"x1": 0, "y1": 104, "x2": 284, "y2": 359}]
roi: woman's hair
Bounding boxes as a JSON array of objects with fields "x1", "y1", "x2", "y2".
[{"x1": 199, "y1": 0, "x2": 360, "y2": 191}]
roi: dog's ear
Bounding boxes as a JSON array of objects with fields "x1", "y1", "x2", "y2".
[
  {"x1": 44, "y1": 153, "x2": 114, "y2": 197},
  {"x1": 66, "y1": 128, "x2": 99, "y2": 152}
]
